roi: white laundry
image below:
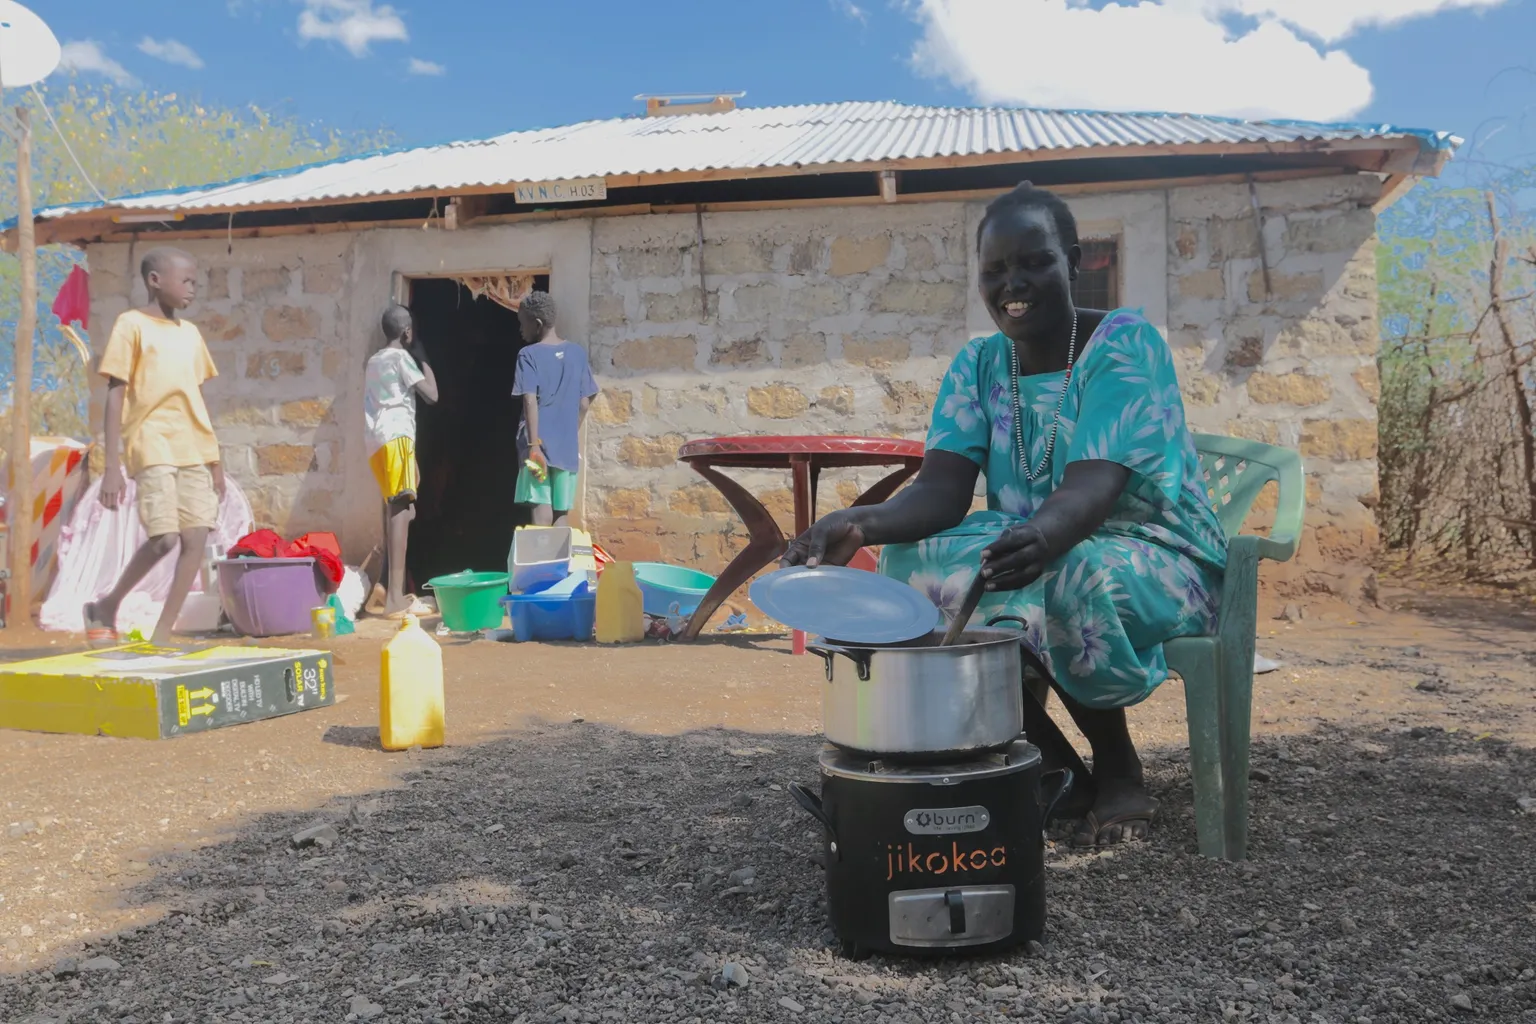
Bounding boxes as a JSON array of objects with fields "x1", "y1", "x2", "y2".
[{"x1": 39, "y1": 474, "x2": 254, "y2": 635}]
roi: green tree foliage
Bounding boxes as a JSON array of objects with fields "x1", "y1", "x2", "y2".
[{"x1": 0, "y1": 76, "x2": 388, "y2": 446}]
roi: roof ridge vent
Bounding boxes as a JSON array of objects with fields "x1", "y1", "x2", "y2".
[{"x1": 636, "y1": 92, "x2": 744, "y2": 117}]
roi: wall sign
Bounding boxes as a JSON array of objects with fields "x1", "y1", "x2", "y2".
[{"x1": 513, "y1": 178, "x2": 608, "y2": 204}]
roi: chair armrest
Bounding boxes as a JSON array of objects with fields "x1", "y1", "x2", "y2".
[{"x1": 1257, "y1": 446, "x2": 1304, "y2": 564}]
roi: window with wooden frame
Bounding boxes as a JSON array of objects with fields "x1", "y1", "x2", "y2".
[{"x1": 1073, "y1": 238, "x2": 1121, "y2": 311}]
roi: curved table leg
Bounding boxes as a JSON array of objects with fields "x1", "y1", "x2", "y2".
[
  {"x1": 851, "y1": 460, "x2": 921, "y2": 508},
  {"x1": 679, "y1": 461, "x2": 785, "y2": 643}
]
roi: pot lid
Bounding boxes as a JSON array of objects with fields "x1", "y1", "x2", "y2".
[
  {"x1": 818, "y1": 740, "x2": 1041, "y2": 784},
  {"x1": 749, "y1": 565, "x2": 940, "y2": 645}
]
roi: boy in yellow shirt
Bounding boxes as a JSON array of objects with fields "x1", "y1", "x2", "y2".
[{"x1": 84, "y1": 248, "x2": 225, "y2": 646}]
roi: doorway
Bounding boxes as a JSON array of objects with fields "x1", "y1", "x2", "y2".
[{"x1": 405, "y1": 274, "x2": 549, "y2": 587}]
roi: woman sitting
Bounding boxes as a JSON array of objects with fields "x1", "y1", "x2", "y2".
[{"x1": 783, "y1": 182, "x2": 1228, "y2": 846}]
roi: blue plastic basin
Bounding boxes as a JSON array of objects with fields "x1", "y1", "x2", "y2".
[{"x1": 631, "y1": 562, "x2": 717, "y2": 618}]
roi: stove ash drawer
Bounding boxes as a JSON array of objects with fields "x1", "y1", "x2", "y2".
[{"x1": 888, "y1": 885, "x2": 1016, "y2": 947}]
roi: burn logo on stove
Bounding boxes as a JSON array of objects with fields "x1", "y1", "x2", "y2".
[{"x1": 903, "y1": 805, "x2": 990, "y2": 835}]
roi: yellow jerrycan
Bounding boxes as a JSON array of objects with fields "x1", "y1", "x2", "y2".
[
  {"x1": 380, "y1": 614, "x2": 445, "y2": 750},
  {"x1": 594, "y1": 561, "x2": 645, "y2": 644}
]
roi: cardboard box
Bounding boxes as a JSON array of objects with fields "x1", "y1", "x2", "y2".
[{"x1": 0, "y1": 643, "x2": 335, "y2": 739}]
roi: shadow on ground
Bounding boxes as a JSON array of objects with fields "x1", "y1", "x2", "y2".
[{"x1": 1, "y1": 721, "x2": 1533, "y2": 1024}]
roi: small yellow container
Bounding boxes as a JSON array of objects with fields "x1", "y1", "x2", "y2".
[
  {"x1": 311, "y1": 605, "x2": 336, "y2": 639},
  {"x1": 380, "y1": 614, "x2": 445, "y2": 751},
  {"x1": 594, "y1": 561, "x2": 645, "y2": 644}
]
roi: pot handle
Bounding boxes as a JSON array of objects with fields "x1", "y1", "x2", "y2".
[
  {"x1": 986, "y1": 614, "x2": 1027, "y2": 631},
  {"x1": 1038, "y1": 767, "x2": 1074, "y2": 826},
  {"x1": 805, "y1": 643, "x2": 837, "y2": 682},
  {"x1": 804, "y1": 643, "x2": 871, "y2": 682}
]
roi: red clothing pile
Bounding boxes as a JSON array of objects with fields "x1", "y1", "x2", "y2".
[{"x1": 228, "y1": 530, "x2": 344, "y2": 593}]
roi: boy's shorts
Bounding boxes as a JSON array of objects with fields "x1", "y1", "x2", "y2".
[
  {"x1": 370, "y1": 437, "x2": 419, "y2": 502},
  {"x1": 137, "y1": 464, "x2": 218, "y2": 537},
  {"x1": 515, "y1": 463, "x2": 578, "y2": 510}
]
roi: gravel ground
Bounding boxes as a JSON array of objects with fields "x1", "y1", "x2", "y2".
[{"x1": 1, "y1": 713, "x2": 1532, "y2": 1024}]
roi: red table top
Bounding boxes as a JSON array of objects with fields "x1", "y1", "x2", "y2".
[{"x1": 677, "y1": 435, "x2": 925, "y2": 470}]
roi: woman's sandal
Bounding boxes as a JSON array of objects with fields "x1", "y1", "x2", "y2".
[{"x1": 1072, "y1": 799, "x2": 1160, "y2": 848}]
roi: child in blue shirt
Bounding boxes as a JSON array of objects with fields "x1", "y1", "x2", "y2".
[{"x1": 513, "y1": 291, "x2": 598, "y2": 526}]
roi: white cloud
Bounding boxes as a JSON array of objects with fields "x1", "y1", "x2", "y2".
[
  {"x1": 1222, "y1": 0, "x2": 1510, "y2": 45},
  {"x1": 911, "y1": 0, "x2": 1515, "y2": 121},
  {"x1": 298, "y1": 0, "x2": 408, "y2": 58},
  {"x1": 137, "y1": 37, "x2": 205, "y2": 69},
  {"x1": 830, "y1": 0, "x2": 869, "y2": 24},
  {"x1": 59, "y1": 41, "x2": 137, "y2": 86},
  {"x1": 407, "y1": 57, "x2": 445, "y2": 76}
]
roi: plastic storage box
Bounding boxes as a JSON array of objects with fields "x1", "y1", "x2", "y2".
[
  {"x1": 509, "y1": 527, "x2": 597, "y2": 592},
  {"x1": 502, "y1": 583, "x2": 596, "y2": 642},
  {"x1": 216, "y1": 557, "x2": 326, "y2": 637}
]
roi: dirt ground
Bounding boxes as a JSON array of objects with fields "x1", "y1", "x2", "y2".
[{"x1": 0, "y1": 585, "x2": 1532, "y2": 1023}]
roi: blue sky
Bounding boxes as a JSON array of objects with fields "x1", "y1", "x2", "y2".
[{"x1": 34, "y1": 0, "x2": 1536, "y2": 185}]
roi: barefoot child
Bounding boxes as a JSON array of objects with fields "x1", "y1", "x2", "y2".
[
  {"x1": 513, "y1": 292, "x2": 597, "y2": 527},
  {"x1": 365, "y1": 304, "x2": 438, "y2": 617},
  {"x1": 85, "y1": 248, "x2": 224, "y2": 646}
]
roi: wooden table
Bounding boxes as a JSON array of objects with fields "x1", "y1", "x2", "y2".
[{"x1": 676, "y1": 435, "x2": 925, "y2": 652}]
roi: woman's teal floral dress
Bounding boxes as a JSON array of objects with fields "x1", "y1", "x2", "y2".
[{"x1": 879, "y1": 309, "x2": 1228, "y2": 709}]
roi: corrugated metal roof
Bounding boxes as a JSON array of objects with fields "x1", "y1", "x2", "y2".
[{"x1": 35, "y1": 101, "x2": 1459, "y2": 222}]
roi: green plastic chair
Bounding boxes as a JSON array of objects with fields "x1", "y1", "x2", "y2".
[{"x1": 1165, "y1": 434, "x2": 1305, "y2": 861}]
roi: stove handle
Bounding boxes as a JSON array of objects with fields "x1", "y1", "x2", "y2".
[
  {"x1": 1038, "y1": 767, "x2": 1075, "y2": 827},
  {"x1": 787, "y1": 783, "x2": 840, "y2": 858},
  {"x1": 944, "y1": 889, "x2": 967, "y2": 935}
]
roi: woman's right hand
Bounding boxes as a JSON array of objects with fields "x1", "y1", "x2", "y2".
[{"x1": 781, "y1": 509, "x2": 867, "y2": 568}]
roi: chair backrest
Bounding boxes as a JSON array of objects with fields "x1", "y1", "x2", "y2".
[{"x1": 1190, "y1": 433, "x2": 1289, "y2": 540}]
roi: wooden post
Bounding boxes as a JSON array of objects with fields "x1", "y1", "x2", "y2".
[{"x1": 8, "y1": 105, "x2": 35, "y2": 621}]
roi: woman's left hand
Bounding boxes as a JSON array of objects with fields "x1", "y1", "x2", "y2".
[{"x1": 980, "y1": 523, "x2": 1051, "y2": 591}]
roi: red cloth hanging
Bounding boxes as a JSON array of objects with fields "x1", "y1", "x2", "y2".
[{"x1": 52, "y1": 266, "x2": 90, "y2": 326}]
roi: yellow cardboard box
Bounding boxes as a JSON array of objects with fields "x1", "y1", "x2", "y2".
[{"x1": 0, "y1": 643, "x2": 334, "y2": 739}]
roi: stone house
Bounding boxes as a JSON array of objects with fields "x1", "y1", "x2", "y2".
[{"x1": 22, "y1": 101, "x2": 1454, "y2": 600}]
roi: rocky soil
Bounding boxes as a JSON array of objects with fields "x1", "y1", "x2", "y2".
[
  {"x1": 1, "y1": 716, "x2": 1533, "y2": 1024},
  {"x1": 1, "y1": 589, "x2": 1533, "y2": 1023}
]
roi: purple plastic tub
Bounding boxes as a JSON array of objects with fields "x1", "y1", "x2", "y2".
[{"x1": 216, "y1": 557, "x2": 326, "y2": 637}]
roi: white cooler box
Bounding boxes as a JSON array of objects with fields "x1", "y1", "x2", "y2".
[{"x1": 509, "y1": 526, "x2": 597, "y2": 592}]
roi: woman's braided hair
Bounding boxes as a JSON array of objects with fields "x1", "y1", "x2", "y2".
[{"x1": 977, "y1": 181, "x2": 1079, "y2": 252}]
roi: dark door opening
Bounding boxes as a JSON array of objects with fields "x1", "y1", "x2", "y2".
[{"x1": 406, "y1": 275, "x2": 549, "y2": 587}]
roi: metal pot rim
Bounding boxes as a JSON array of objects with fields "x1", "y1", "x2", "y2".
[
  {"x1": 817, "y1": 740, "x2": 1041, "y2": 783},
  {"x1": 812, "y1": 626, "x2": 1024, "y2": 653}
]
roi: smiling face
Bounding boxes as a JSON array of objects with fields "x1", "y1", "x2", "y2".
[{"x1": 977, "y1": 205, "x2": 1080, "y2": 344}]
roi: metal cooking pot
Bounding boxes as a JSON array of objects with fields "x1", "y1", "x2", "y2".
[{"x1": 807, "y1": 616, "x2": 1027, "y2": 758}]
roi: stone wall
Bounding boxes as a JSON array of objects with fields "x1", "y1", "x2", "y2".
[
  {"x1": 583, "y1": 204, "x2": 970, "y2": 569},
  {"x1": 82, "y1": 173, "x2": 1384, "y2": 599},
  {"x1": 584, "y1": 178, "x2": 1385, "y2": 601},
  {"x1": 1163, "y1": 174, "x2": 1383, "y2": 600}
]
